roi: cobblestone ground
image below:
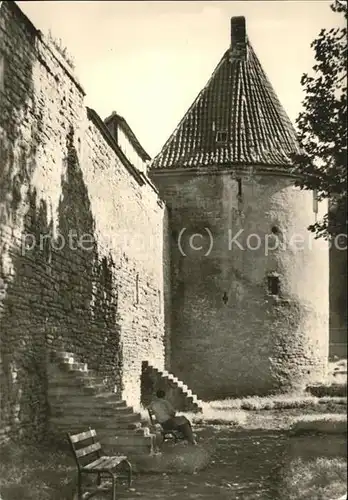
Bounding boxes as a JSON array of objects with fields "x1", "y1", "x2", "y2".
[{"x1": 91, "y1": 427, "x2": 346, "y2": 500}]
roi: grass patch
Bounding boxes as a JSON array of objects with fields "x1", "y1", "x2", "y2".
[
  {"x1": 140, "y1": 405, "x2": 248, "y2": 427},
  {"x1": 290, "y1": 413, "x2": 347, "y2": 435},
  {"x1": 206, "y1": 395, "x2": 347, "y2": 411},
  {"x1": 190, "y1": 407, "x2": 247, "y2": 426},
  {"x1": 282, "y1": 457, "x2": 347, "y2": 500},
  {"x1": 142, "y1": 395, "x2": 346, "y2": 430},
  {"x1": 0, "y1": 440, "x2": 75, "y2": 500}
]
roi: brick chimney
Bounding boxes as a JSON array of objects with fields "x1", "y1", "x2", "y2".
[{"x1": 230, "y1": 16, "x2": 247, "y2": 60}]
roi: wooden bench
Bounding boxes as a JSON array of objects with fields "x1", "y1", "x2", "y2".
[
  {"x1": 67, "y1": 428, "x2": 132, "y2": 500},
  {"x1": 147, "y1": 408, "x2": 185, "y2": 444}
]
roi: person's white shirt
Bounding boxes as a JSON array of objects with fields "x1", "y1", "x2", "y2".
[{"x1": 148, "y1": 398, "x2": 175, "y2": 423}]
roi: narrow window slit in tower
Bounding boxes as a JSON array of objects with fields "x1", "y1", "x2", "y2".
[
  {"x1": 237, "y1": 178, "x2": 242, "y2": 198},
  {"x1": 216, "y1": 131, "x2": 227, "y2": 143},
  {"x1": 267, "y1": 275, "x2": 280, "y2": 296}
]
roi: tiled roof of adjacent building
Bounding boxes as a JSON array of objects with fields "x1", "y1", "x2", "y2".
[{"x1": 151, "y1": 17, "x2": 301, "y2": 171}]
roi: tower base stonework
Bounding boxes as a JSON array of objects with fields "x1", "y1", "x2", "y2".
[{"x1": 151, "y1": 170, "x2": 329, "y2": 400}]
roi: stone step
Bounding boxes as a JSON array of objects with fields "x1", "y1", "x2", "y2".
[
  {"x1": 98, "y1": 427, "x2": 151, "y2": 438},
  {"x1": 186, "y1": 394, "x2": 198, "y2": 402},
  {"x1": 49, "y1": 370, "x2": 103, "y2": 382},
  {"x1": 93, "y1": 392, "x2": 123, "y2": 401},
  {"x1": 57, "y1": 425, "x2": 147, "y2": 437},
  {"x1": 51, "y1": 408, "x2": 141, "y2": 421},
  {"x1": 58, "y1": 362, "x2": 90, "y2": 373},
  {"x1": 51, "y1": 405, "x2": 138, "y2": 417},
  {"x1": 50, "y1": 417, "x2": 142, "y2": 430},
  {"x1": 52, "y1": 353, "x2": 100, "y2": 377},
  {"x1": 177, "y1": 381, "x2": 188, "y2": 391},
  {"x1": 51, "y1": 351, "x2": 76, "y2": 361},
  {"x1": 58, "y1": 356, "x2": 75, "y2": 365},
  {"x1": 162, "y1": 374, "x2": 179, "y2": 384},
  {"x1": 49, "y1": 384, "x2": 106, "y2": 396},
  {"x1": 101, "y1": 434, "x2": 155, "y2": 449},
  {"x1": 55, "y1": 351, "x2": 75, "y2": 357},
  {"x1": 58, "y1": 361, "x2": 89, "y2": 372},
  {"x1": 50, "y1": 399, "x2": 131, "y2": 411},
  {"x1": 49, "y1": 374, "x2": 105, "y2": 387},
  {"x1": 57, "y1": 406, "x2": 136, "y2": 422},
  {"x1": 48, "y1": 374, "x2": 100, "y2": 385},
  {"x1": 53, "y1": 423, "x2": 149, "y2": 438},
  {"x1": 144, "y1": 362, "x2": 203, "y2": 412}
]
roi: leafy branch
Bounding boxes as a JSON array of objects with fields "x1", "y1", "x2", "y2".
[{"x1": 293, "y1": 0, "x2": 347, "y2": 239}]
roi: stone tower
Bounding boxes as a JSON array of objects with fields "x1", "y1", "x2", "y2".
[{"x1": 150, "y1": 17, "x2": 329, "y2": 400}]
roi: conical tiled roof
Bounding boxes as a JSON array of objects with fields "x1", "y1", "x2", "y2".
[{"x1": 151, "y1": 17, "x2": 300, "y2": 171}]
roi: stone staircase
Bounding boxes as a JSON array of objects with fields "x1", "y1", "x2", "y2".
[
  {"x1": 48, "y1": 351, "x2": 156, "y2": 456},
  {"x1": 142, "y1": 361, "x2": 203, "y2": 412}
]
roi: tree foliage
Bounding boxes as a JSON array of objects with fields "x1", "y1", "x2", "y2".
[{"x1": 293, "y1": 0, "x2": 347, "y2": 239}]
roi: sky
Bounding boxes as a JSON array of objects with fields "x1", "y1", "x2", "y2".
[{"x1": 17, "y1": 1, "x2": 344, "y2": 158}]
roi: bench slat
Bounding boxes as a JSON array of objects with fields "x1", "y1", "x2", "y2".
[
  {"x1": 83, "y1": 456, "x2": 111, "y2": 470},
  {"x1": 70, "y1": 429, "x2": 97, "y2": 444},
  {"x1": 92, "y1": 456, "x2": 122, "y2": 470},
  {"x1": 83, "y1": 455, "x2": 127, "y2": 471},
  {"x1": 76, "y1": 442, "x2": 101, "y2": 458}
]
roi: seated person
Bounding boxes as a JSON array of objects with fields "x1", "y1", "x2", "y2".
[{"x1": 148, "y1": 390, "x2": 197, "y2": 445}]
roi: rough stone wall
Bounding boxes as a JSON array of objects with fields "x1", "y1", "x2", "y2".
[
  {"x1": 329, "y1": 244, "x2": 347, "y2": 358},
  {"x1": 152, "y1": 170, "x2": 329, "y2": 400},
  {"x1": 329, "y1": 202, "x2": 347, "y2": 358},
  {"x1": 0, "y1": 1, "x2": 165, "y2": 441},
  {"x1": 82, "y1": 118, "x2": 166, "y2": 408},
  {"x1": 162, "y1": 207, "x2": 172, "y2": 367}
]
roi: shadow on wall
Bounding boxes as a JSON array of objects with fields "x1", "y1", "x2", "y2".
[
  {"x1": 54, "y1": 125, "x2": 122, "y2": 387},
  {"x1": 0, "y1": 124, "x2": 122, "y2": 442},
  {"x1": 0, "y1": 12, "x2": 43, "y2": 441},
  {"x1": 141, "y1": 361, "x2": 154, "y2": 407}
]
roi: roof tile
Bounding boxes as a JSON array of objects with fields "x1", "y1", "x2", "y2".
[{"x1": 151, "y1": 22, "x2": 300, "y2": 171}]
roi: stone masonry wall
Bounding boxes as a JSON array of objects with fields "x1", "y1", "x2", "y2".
[
  {"x1": 329, "y1": 201, "x2": 347, "y2": 359},
  {"x1": 0, "y1": 1, "x2": 165, "y2": 442},
  {"x1": 330, "y1": 243, "x2": 347, "y2": 358},
  {"x1": 152, "y1": 170, "x2": 329, "y2": 400}
]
